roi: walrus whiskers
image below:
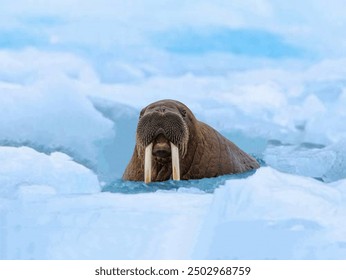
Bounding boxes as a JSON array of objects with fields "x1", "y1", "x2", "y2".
[
  {"x1": 170, "y1": 142, "x2": 180, "y2": 181},
  {"x1": 144, "y1": 143, "x2": 153, "y2": 183}
]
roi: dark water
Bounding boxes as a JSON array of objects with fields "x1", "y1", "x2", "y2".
[{"x1": 102, "y1": 156, "x2": 265, "y2": 194}]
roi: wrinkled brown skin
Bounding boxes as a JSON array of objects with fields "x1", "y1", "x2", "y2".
[{"x1": 123, "y1": 99, "x2": 260, "y2": 182}]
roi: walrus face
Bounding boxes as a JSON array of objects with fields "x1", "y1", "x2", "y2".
[{"x1": 136, "y1": 100, "x2": 190, "y2": 183}]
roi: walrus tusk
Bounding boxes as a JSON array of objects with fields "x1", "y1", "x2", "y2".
[
  {"x1": 171, "y1": 142, "x2": 180, "y2": 181},
  {"x1": 144, "y1": 143, "x2": 153, "y2": 183}
]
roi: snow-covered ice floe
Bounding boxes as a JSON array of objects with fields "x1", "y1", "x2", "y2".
[
  {"x1": 194, "y1": 167, "x2": 346, "y2": 259},
  {"x1": 1, "y1": 147, "x2": 346, "y2": 259},
  {"x1": 0, "y1": 146, "x2": 100, "y2": 199},
  {"x1": 264, "y1": 140, "x2": 346, "y2": 183}
]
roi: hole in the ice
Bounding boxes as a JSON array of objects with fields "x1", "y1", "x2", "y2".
[
  {"x1": 102, "y1": 169, "x2": 257, "y2": 194},
  {"x1": 103, "y1": 154, "x2": 264, "y2": 194}
]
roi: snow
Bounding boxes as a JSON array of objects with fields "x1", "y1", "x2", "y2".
[
  {"x1": 0, "y1": 146, "x2": 99, "y2": 199},
  {"x1": 263, "y1": 140, "x2": 346, "y2": 182},
  {"x1": 2, "y1": 165, "x2": 346, "y2": 259},
  {"x1": 1, "y1": 0, "x2": 346, "y2": 260},
  {"x1": 194, "y1": 167, "x2": 346, "y2": 259},
  {"x1": 0, "y1": 72, "x2": 138, "y2": 182},
  {"x1": 1, "y1": 192, "x2": 212, "y2": 259}
]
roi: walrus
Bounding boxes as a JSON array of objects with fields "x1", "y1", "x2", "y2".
[{"x1": 123, "y1": 99, "x2": 259, "y2": 183}]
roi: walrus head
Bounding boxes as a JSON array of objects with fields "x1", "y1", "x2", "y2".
[{"x1": 135, "y1": 99, "x2": 190, "y2": 183}]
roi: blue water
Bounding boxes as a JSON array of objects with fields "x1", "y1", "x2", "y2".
[
  {"x1": 103, "y1": 155, "x2": 265, "y2": 194},
  {"x1": 102, "y1": 169, "x2": 258, "y2": 194}
]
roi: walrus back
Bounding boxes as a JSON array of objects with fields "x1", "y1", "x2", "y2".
[{"x1": 180, "y1": 121, "x2": 259, "y2": 179}]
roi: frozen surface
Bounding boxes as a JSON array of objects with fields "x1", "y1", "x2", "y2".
[
  {"x1": 263, "y1": 140, "x2": 346, "y2": 182},
  {"x1": 1, "y1": 166, "x2": 346, "y2": 259},
  {"x1": 194, "y1": 167, "x2": 346, "y2": 259},
  {"x1": 1, "y1": 0, "x2": 346, "y2": 260},
  {"x1": 0, "y1": 146, "x2": 100, "y2": 198},
  {"x1": 0, "y1": 79, "x2": 138, "y2": 183},
  {"x1": 1, "y1": 191, "x2": 213, "y2": 259}
]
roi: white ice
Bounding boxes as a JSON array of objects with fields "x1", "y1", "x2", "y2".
[
  {"x1": 2, "y1": 164, "x2": 346, "y2": 259},
  {"x1": 263, "y1": 140, "x2": 346, "y2": 183},
  {"x1": 0, "y1": 146, "x2": 99, "y2": 199},
  {"x1": 194, "y1": 167, "x2": 346, "y2": 259}
]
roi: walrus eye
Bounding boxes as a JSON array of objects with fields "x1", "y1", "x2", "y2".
[
  {"x1": 180, "y1": 109, "x2": 187, "y2": 117},
  {"x1": 139, "y1": 108, "x2": 145, "y2": 119}
]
